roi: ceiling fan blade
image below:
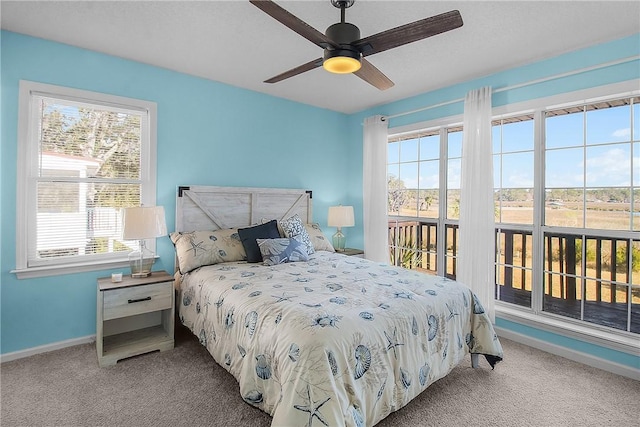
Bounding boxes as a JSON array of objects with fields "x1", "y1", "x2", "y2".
[
  {"x1": 264, "y1": 58, "x2": 323, "y2": 84},
  {"x1": 354, "y1": 58, "x2": 394, "y2": 91},
  {"x1": 250, "y1": 0, "x2": 339, "y2": 50},
  {"x1": 354, "y1": 10, "x2": 463, "y2": 57}
]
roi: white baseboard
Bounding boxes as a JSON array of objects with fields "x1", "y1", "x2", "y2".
[
  {"x1": 495, "y1": 326, "x2": 640, "y2": 381},
  {"x1": 0, "y1": 335, "x2": 95, "y2": 364}
]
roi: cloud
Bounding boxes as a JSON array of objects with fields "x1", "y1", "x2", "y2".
[
  {"x1": 585, "y1": 147, "x2": 630, "y2": 186},
  {"x1": 447, "y1": 159, "x2": 461, "y2": 189},
  {"x1": 612, "y1": 128, "x2": 631, "y2": 138},
  {"x1": 419, "y1": 173, "x2": 439, "y2": 189},
  {"x1": 505, "y1": 172, "x2": 534, "y2": 188},
  {"x1": 402, "y1": 177, "x2": 419, "y2": 189},
  {"x1": 545, "y1": 154, "x2": 583, "y2": 187}
]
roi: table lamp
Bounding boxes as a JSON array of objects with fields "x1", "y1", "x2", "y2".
[
  {"x1": 122, "y1": 206, "x2": 167, "y2": 277},
  {"x1": 327, "y1": 205, "x2": 355, "y2": 252}
]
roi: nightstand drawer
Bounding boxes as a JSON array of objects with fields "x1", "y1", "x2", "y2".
[{"x1": 103, "y1": 281, "x2": 172, "y2": 321}]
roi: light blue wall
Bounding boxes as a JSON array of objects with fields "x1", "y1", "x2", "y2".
[
  {"x1": 496, "y1": 318, "x2": 640, "y2": 370},
  {"x1": 347, "y1": 33, "x2": 640, "y2": 370},
  {"x1": 0, "y1": 31, "x2": 357, "y2": 354},
  {"x1": 352, "y1": 34, "x2": 640, "y2": 127}
]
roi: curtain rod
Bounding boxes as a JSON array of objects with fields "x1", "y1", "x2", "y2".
[{"x1": 380, "y1": 55, "x2": 639, "y2": 122}]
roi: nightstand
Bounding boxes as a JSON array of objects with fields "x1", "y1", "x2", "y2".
[
  {"x1": 96, "y1": 271, "x2": 174, "y2": 367},
  {"x1": 340, "y1": 248, "x2": 364, "y2": 257}
]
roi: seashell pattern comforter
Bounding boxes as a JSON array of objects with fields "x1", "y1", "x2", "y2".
[{"x1": 178, "y1": 251, "x2": 503, "y2": 426}]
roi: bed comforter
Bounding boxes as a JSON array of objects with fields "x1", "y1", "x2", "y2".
[{"x1": 178, "y1": 251, "x2": 503, "y2": 426}]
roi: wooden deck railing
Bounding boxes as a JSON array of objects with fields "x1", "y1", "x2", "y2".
[
  {"x1": 388, "y1": 220, "x2": 438, "y2": 274},
  {"x1": 388, "y1": 219, "x2": 639, "y2": 333}
]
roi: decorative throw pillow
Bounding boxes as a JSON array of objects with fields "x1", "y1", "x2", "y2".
[
  {"x1": 238, "y1": 220, "x2": 281, "y2": 263},
  {"x1": 280, "y1": 214, "x2": 315, "y2": 255},
  {"x1": 170, "y1": 228, "x2": 246, "y2": 274},
  {"x1": 257, "y1": 237, "x2": 310, "y2": 266},
  {"x1": 304, "y1": 223, "x2": 335, "y2": 252}
]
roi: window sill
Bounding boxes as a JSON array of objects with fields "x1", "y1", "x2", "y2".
[
  {"x1": 495, "y1": 302, "x2": 640, "y2": 356},
  {"x1": 12, "y1": 258, "x2": 132, "y2": 279}
]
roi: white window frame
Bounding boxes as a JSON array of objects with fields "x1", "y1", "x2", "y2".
[
  {"x1": 13, "y1": 81, "x2": 158, "y2": 279},
  {"x1": 387, "y1": 119, "x2": 464, "y2": 277},
  {"x1": 387, "y1": 79, "x2": 640, "y2": 357}
]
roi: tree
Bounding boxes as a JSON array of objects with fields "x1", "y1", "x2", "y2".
[
  {"x1": 40, "y1": 102, "x2": 142, "y2": 208},
  {"x1": 388, "y1": 175, "x2": 406, "y2": 213},
  {"x1": 421, "y1": 195, "x2": 434, "y2": 211}
]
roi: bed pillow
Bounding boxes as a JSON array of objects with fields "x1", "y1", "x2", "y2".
[
  {"x1": 238, "y1": 220, "x2": 281, "y2": 263},
  {"x1": 170, "y1": 228, "x2": 246, "y2": 274},
  {"x1": 280, "y1": 214, "x2": 315, "y2": 255},
  {"x1": 257, "y1": 237, "x2": 310, "y2": 266},
  {"x1": 304, "y1": 223, "x2": 335, "y2": 252}
]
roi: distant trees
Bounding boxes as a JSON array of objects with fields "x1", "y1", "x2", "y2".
[
  {"x1": 495, "y1": 188, "x2": 532, "y2": 202},
  {"x1": 388, "y1": 176, "x2": 440, "y2": 214},
  {"x1": 544, "y1": 188, "x2": 631, "y2": 203},
  {"x1": 41, "y1": 103, "x2": 142, "y2": 207}
]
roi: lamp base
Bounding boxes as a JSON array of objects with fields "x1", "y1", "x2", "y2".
[
  {"x1": 128, "y1": 241, "x2": 155, "y2": 278},
  {"x1": 332, "y1": 228, "x2": 346, "y2": 252},
  {"x1": 131, "y1": 271, "x2": 152, "y2": 278}
]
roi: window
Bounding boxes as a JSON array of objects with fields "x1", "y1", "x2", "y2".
[
  {"x1": 444, "y1": 127, "x2": 463, "y2": 278},
  {"x1": 15, "y1": 81, "x2": 157, "y2": 278},
  {"x1": 545, "y1": 98, "x2": 638, "y2": 230},
  {"x1": 543, "y1": 96, "x2": 639, "y2": 333},
  {"x1": 387, "y1": 126, "x2": 463, "y2": 276},
  {"x1": 493, "y1": 115, "x2": 535, "y2": 308},
  {"x1": 387, "y1": 129, "x2": 441, "y2": 274},
  {"x1": 387, "y1": 84, "x2": 639, "y2": 339}
]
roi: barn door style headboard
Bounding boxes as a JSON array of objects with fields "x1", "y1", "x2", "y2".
[{"x1": 175, "y1": 186, "x2": 313, "y2": 232}]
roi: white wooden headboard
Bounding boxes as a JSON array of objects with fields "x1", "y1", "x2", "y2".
[{"x1": 175, "y1": 186, "x2": 313, "y2": 232}]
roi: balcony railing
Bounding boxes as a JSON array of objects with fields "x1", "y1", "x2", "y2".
[
  {"x1": 388, "y1": 219, "x2": 639, "y2": 334},
  {"x1": 388, "y1": 220, "x2": 438, "y2": 274},
  {"x1": 388, "y1": 220, "x2": 459, "y2": 278}
]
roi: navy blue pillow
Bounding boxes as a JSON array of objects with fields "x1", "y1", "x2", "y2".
[{"x1": 238, "y1": 220, "x2": 281, "y2": 263}]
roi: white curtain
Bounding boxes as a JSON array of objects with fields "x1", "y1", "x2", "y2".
[
  {"x1": 457, "y1": 87, "x2": 496, "y2": 322},
  {"x1": 363, "y1": 115, "x2": 389, "y2": 263}
]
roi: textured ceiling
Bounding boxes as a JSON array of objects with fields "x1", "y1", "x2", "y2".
[{"x1": 2, "y1": 0, "x2": 639, "y2": 114}]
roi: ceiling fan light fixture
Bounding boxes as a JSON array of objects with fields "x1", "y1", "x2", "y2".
[
  {"x1": 323, "y1": 49, "x2": 361, "y2": 74},
  {"x1": 323, "y1": 20, "x2": 362, "y2": 74},
  {"x1": 323, "y1": 56, "x2": 361, "y2": 74}
]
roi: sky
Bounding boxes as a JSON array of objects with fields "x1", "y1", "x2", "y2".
[{"x1": 388, "y1": 103, "x2": 640, "y2": 192}]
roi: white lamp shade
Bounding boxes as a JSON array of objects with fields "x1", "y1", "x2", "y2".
[
  {"x1": 122, "y1": 206, "x2": 167, "y2": 240},
  {"x1": 327, "y1": 205, "x2": 355, "y2": 228}
]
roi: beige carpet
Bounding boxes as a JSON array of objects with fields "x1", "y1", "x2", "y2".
[{"x1": 1, "y1": 326, "x2": 638, "y2": 427}]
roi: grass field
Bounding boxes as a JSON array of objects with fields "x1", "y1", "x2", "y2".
[{"x1": 394, "y1": 200, "x2": 639, "y2": 230}]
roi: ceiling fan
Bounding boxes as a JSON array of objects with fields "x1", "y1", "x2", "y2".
[{"x1": 250, "y1": 0, "x2": 463, "y2": 90}]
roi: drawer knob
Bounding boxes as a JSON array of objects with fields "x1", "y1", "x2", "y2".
[{"x1": 128, "y1": 296, "x2": 152, "y2": 304}]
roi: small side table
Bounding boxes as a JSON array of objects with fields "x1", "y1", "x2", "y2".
[
  {"x1": 96, "y1": 270, "x2": 174, "y2": 367},
  {"x1": 340, "y1": 248, "x2": 365, "y2": 257}
]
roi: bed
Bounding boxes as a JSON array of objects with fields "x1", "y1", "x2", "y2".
[{"x1": 172, "y1": 186, "x2": 503, "y2": 426}]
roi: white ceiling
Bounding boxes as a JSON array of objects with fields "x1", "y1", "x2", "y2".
[{"x1": 2, "y1": 0, "x2": 639, "y2": 114}]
